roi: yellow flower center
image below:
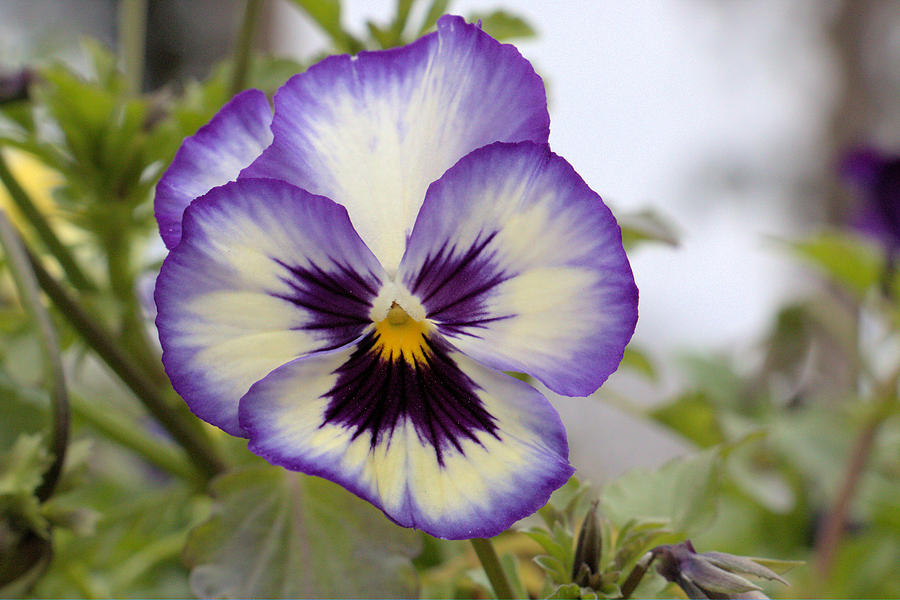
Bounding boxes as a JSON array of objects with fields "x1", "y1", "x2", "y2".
[{"x1": 373, "y1": 302, "x2": 431, "y2": 364}]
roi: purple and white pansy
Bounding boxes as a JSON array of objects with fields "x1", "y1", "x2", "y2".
[{"x1": 154, "y1": 15, "x2": 638, "y2": 539}]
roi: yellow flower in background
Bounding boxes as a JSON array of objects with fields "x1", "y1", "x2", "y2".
[{"x1": 0, "y1": 147, "x2": 63, "y2": 230}]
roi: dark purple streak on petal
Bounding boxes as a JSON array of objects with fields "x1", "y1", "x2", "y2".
[
  {"x1": 322, "y1": 332, "x2": 499, "y2": 466},
  {"x1": 271, "y1": 257, "x2": 379, "y2": 350},
  {"x1": 404, "y1": 231, "x2": 516, "y2": 338}
]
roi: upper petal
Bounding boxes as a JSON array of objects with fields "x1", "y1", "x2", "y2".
[
  {"x1": 240, "y1": 335, "x2": 573, "y2": 539},
  {"x1": 240, "y1": 15, "x2": 549, "y2": 270},
  {"x1": 155, "y1": 178, "x2": 385, "y2": 435},
  {"x1": 398, "y1": 142, "x2": 638, "y2": 396},
  {"x1": 154, "y1": 89, "x2": 273, "y2": 249}
]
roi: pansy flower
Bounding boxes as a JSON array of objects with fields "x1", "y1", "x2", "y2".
[
  {"x1": 841, "y1": 146, "x2": 900, "y2": 253},
  {"x1": 154, "y1": 16, "x2": 638, "y2": 539}
]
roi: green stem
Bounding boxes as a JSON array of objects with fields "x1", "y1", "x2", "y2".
[
  {"x1": 620, "y1": 552, "x2": 655, "y2": 599},
  {"x1": 813, "y1": 391, "x2": 896, "y2": 579},
  {"x1": 117, "y1": 0, "x2": 147, "y2": 96},
  {"x1": 230, "y1": 0, "x2": 263, "y2": 96},
  {"x1": 0, "y1": 210, "x2": 69, "y2": 502},
  {"x1": 470, "y1": 538, "x2": 516, "y2": 599},
  {"x1": 24, "y1": 245, "x2": 227, "y2": 480},
  {"x1": 0, "y1": 153, "x2": 95, "y2": 292},
  {"x1": 102, "y1": 225, "x2": 166, "y2": 386},
  {"x1": 70, "y1": 394, "x2": 200, "y2": 482}
]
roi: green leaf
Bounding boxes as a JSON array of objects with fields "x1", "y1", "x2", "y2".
[
  {"x1": 534, "y1": 554, "x2": 568, "y2": 585},
  {"x1": 649, "y1": 392, "x2": 724, "y2": 447},
  {"x1": 788, "y1": 231, "x2": 883, "y2": 296},
  {"x1": 183, "y1": 466, "x2": 421, "y2": 598},
  {"x1": 0, "y1": 433, "x2": 52, "y2": 537},
  {"x1": 390, "y1": 0, "x2": 416, "y2": 41},
  {"x1": 417, "y1": 0, "x2": 451, "y2": 35},
  {"x1": 618, "y1": 209, "x2": 680, "y2": 250},
  {"x1": 523, "y1": 528, "x2": 568, "y2": 564},
  {"x1": 546, "y1": 582, "x2": 582, "y2": 599},
  {"x1": 0, "y1": 374, "x2": 48, "y2": 449},
  {"x1": 34, "y1": 478, "x2": 205, "y2": 598},
  {"x1": 289, "y1": 0, "x2": 361, "y2": 53},
  {"x1": 249, "y1": 56, "x2": 306, "y2": 93},
  {"x1": 619, "y1": 346, "x2": 657, "y2": 381},
  {"x1": 0, "y1": 433, "x2": 51, "y2": 497},
  {"x1": 468, "y1": 10, "x2": 537, "y2": 41},
  {"x1": 367, "y1": 20, "x2": 395, "y2": 49},
  {"x1": 600, "y1": 445, "x2": 725, "y2": 536}
]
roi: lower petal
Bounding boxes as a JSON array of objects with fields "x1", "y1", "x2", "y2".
[{"x1": 240, "y1": 336, "x2": 573, "y2": 539}]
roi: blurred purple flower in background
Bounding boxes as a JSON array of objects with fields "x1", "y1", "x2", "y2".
[{"x1": 841, "y1": 146, "x2": 900, "y2": 254}]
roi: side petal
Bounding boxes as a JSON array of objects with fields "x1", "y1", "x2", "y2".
[
  {"x1": 155, "y1": 89, "x2": 273, "y2": 249},
  {"x1": 241, "y1": 15, "x2": 549, "y2": 270},
  {"x1": 398, "y1": 142, "x2": 638, "y2": 396},
  {"x1": 240, "y1": 335, "x2": 573, "y2": 540},
  {"x1": 155, "y1": 179, "x2": 385, "y2": 435}
]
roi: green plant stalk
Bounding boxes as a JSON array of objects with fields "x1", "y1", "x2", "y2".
[
  {"x1": 118, "y1": 0, "x2": 147, "y2": 96},
  {"x1": 620, "y1": 552, "x2": 655, "y2": 599},
  {"x1": 24, "y1": 245, "x2": 227, "y2": 479},
  {"x1": 0, "y1": 153, "x2": 95, "y2": 292},
  {"x1": 0, "y1": 210, "x2": 69, "y2": 501},
  {"x1": 102, "y1": 224, "x2": 167, "y2": 387},
  {"x1": 70, "y1": 393, "x2": 200, "y2": 482},
  {"x1": 470, "y1": 538, "x2": 516, "y2": 599},
  {"x1": 813, "y1": 389, "x2": 896, "y2": 579},
  {"x1": 230, "y1": 0, "x2": 263, "y2": 97}
]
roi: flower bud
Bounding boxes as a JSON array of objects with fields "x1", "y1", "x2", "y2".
[
  {"x1": 572, "y1": 501, "x2": 601, "y2": 586},
  {"x1": 0, "y1": 69, "x2": 33, "y2": 105},
  {"x1": 651, "y1": 540, "x2": 787, "y2": 600}
]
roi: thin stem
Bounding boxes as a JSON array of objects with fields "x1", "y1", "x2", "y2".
[
  {"x1": 470, "y1": 538, "x2": 516, "y2": 599},
  {"x1": 813, "y1": 396, "x2": 894, "y2": 578},
  {"x1": 0, "y1": 210, "x2": 69, "y2": 501},
  {"x1": 24, "y1": 245, "x2": 227, "y2": 480},
  {"x1": 102, "y1": 224, "x2": 167, "y2": 386},
  {"x1": 70, "y1": 394, "x2": 200, "y2": 482},
  {"x1": 230, "y1": 0, "x2": 263, "y2": 97},
  {"x1": 117, "y1": 0, "x2": 147, "y2": 96},
  {"x1": 0, "y1": 153, "x2": 96, "y2": 292},
  {"x1": 620, "y1": 552, "x2": 655, "y2": 599}
]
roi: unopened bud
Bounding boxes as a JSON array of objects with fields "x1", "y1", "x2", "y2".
[
  {"x1": 651, "y1": 540, "x2": 788, "y2": 600},
  {"x1": 572, "y1": 500, "x2": 601, "y2": 585},
  {"x1": 0, "y1": 69, "x2": 33, "y2": 105}
]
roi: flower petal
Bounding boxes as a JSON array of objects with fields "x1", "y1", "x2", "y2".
[
  {"x1": 155, "y1": 179, "x2": 384, "y2": 435},
  {"x1": 398, "y1": 142, "x2": 638, "y2": 396},
  {"x1": 241, "y1": 15, "x2": 549, "y2": 270},
  {"x1": 240, "y1": 335, "x2": 573, "y2": 539},
  {"x1": 155, "y1": 89, "x2": 273, "y2": 249}
]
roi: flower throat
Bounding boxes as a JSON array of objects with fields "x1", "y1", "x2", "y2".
[{"x1": 372, "y1": 302, "x2": 431, "y2": 364}]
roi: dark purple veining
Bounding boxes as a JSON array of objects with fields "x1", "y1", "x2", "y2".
[
  {"x1": 322, "y1": 332, "x2": 499, "y2": 465},
  {"x1": 404, "y1": 230, "x2": 516, "y2": 338},
  {"x1": 271, "y1": 257, "x2": 380, "y2": 351}
]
